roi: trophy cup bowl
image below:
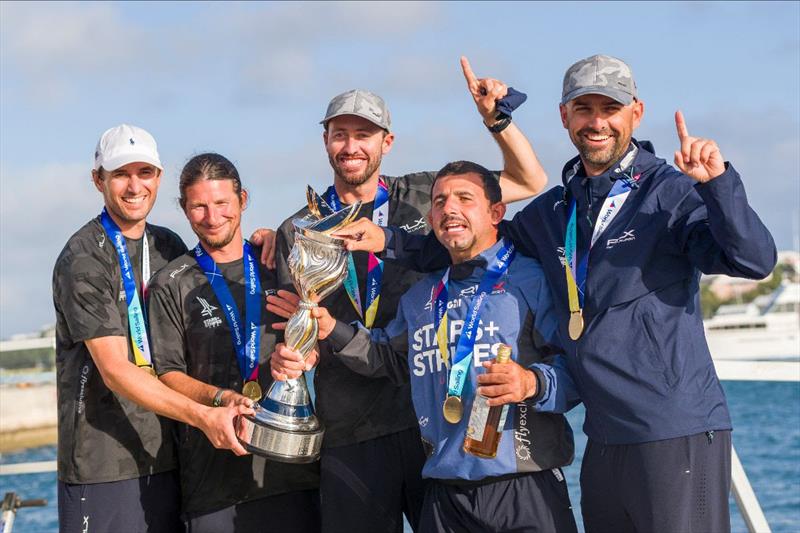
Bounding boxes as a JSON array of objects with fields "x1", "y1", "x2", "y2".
[{"x1": 238, "y1": 194, "x2": 361, "y2": 463}]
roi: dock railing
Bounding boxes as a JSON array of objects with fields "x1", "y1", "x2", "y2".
[{"x1": 1, "y1": 338, "x2": 798, "y2": 532}]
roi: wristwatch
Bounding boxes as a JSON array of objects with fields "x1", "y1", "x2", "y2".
[{"x1": 486, "y1": 115, "x2": 512, "y2": 133}]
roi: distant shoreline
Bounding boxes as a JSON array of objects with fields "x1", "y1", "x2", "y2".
[{"x1": 0, "y1": 383, "x2": 57, "y2": 453}]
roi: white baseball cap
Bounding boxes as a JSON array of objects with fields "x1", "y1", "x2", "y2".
[{"x1": 93, "y1": 124, "x2": 163, "y2": 172}]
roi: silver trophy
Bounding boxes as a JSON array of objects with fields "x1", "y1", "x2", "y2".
[{"x1": 238, "y1": 187, "x2": 361, "y2": 463}]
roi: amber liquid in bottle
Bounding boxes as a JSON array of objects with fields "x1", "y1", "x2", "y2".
[{"x1": 463, "y1": 344, "x2": 512, "y2": 459}]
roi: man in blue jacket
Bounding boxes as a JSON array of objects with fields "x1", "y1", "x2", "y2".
[
  {"x1": 271, "y1": 161, "x2": 579, "y2": 532},
  {"x1": 336, "y1": 55, "x2": 777, "y2": 533}
]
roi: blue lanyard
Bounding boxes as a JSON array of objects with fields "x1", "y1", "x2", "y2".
[
  {"x1": 193, "y1": 242, "x2": 262, "y2": 382},
  {"x1": 325, "y1": 177, "x2": 389, "y2": 328},
  {"x1": 99, "y1": 209, "x2": 152, "y2": 368},
  {"x1": 433, "y1": 240, "x2": 515, "y2": 399}
]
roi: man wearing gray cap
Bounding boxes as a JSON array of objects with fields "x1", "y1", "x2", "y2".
[
  {"x1": 354, "y1": 54, "x2": 776, "y2": 532},
  {"x1": 53, "y1": 124, "x2": 256, "y2": 532},
  {"x1": 269, "y1": 57, "x2": 551, "y2": 532}
]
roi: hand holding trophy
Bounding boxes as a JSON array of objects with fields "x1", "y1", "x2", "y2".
[{"x1": 238, "y1": 187, "x2": 360, "y2": 462}]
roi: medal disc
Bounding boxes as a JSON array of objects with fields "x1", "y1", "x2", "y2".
[
  {"x1": 568, "y1": 312, "x2": 584, "y2": 341},
  {"x1": 442, "y1": 396, "x2": 464, "y2": 424},
  {"x1": 141, "y1": 365, "x2": 157, "y2": 377},
  {"x1": 242, "y1": 381, "x2": 263, "y2": 401}
]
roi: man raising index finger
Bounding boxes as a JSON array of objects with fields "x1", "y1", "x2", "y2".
[{"x1": 272, "y1": 56, "x2": 551, "y2": 533}]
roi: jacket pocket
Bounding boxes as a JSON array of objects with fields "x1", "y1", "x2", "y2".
[{"x1": 641, "y1": 311, "x2": 680, "y2": 389}]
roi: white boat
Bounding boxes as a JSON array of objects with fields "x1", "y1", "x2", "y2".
[{"x1": 704, "y1": 282, "x2": 800, "y2": 361}]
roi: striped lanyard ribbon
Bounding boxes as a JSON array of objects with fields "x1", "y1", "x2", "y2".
[
  {"x1": 99, "y1": 208, "x2": 152, "y2": 368},
  {"x1": 325, "y1": 177, "x2": 389, "y2": 328},
  {"x1": 564, "y1": 147, "x2": 640, "y2": 318},
  {"x1": 433, "y1": 239, "x2": 515, "y2": 399}
]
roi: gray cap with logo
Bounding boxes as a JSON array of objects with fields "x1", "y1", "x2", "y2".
[
  {"x1": 321, "y1": 89, "x2": 391, "y2": 131},
  {"x1": 561, "y1": 54, "x2": 637, "y2": 105}
]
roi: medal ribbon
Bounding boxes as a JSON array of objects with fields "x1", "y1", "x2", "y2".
[
  {"x1": 563, "y1": 146, "x2": 640, "y2": 314},
  {"x1": 325, "y1": 177, "x2": 389, "y2": 328},
  {"x1": 99, "y1": 209, "x2": 152, "y2": 368},
  {"x1": 193, "y1": 242, "x2": 262, "y2": 383},
  {"x1": 433, "y1": 240, "x2": 516, "y2": 399}
]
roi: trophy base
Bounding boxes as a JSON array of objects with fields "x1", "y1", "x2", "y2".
[{"x1": 238, "y1": 411, "x2": 324, "y2": 464}]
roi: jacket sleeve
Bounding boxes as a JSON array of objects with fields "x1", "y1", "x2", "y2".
[
  {"x1": 497, "y1": 200, "x2": 543, "y2": 260},
  {"x1": 381, "y1": 193, "x2": 545, "y2": 271},
  {"x1": 523, "y1": 271, "x2": 580, "y2": 414},
  {"x1": 670, "y1": 164, "x2": 777, "y2": 279},
  {"x1": 382, "y1": 227, "x2": 450, "y2": 273},
  {"x1": 275, "y1": 222, "x2": 296, "y2": 292},
  {"x1": 326, "y1": 301, "x2": 411, "y2": 386}
]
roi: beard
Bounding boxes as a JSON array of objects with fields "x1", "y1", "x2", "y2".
[
  {"x1": 573, "y1": 128, "x2": 629, "y2": 172},
  {"x1": 194, "y1": 220, "x2": 239, "y2": 250},
  {"x1": 328, "y1": 152, "x2": 383, "y2": 187}
]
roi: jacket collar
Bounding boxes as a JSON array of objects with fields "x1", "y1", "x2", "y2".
[
  {"x1": 449, "y1": 238, "x2": 505, "y2": 281},
  {"x1": 560, "y1": 138, "x2": 659, "y2": 193}
]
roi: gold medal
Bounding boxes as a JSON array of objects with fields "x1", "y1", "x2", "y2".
[
  {"x1": 442, "y1": 395, "x2": 464, "y2": 424},
  {"x1": 568, "y1": 311, "x2": 584, "y2": 341},
  {"x1": 242, "y1": 381, "x2": 263, "y2": 401},
  {"x1": 141, "y1": 365, "x2": 157, "y2": 377}
]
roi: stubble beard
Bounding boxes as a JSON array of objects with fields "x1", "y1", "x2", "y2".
[
  {"x1": 574, "y1": 129, "x2": 629, "y2": 173},
  {"x1": 195, "y1": 220, "x2": 239, "y2": 250},
  {"x1": 329, "y1": 153, "x2": 382, "y2": 187}
]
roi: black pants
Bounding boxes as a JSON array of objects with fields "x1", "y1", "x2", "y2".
[
  {"x1": 185, "y1": 489, "x2": 320, "y2": 533},
  {"x1": 58, "y1": 470, "x2": 181, "y2": 533},
  {"x1": 320, "y1": 427, "x2": 427, "y2": 533},
  {"x1": 580, "y1": 431, "x2": 732, "y2": 533},
  {"x1": 418, "y1": 469, "x2": 578, "y2": 533}
]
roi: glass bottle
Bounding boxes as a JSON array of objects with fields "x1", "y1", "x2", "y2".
[{"x1": 463, "y1": 344, "x2": 512, "y2": 459}]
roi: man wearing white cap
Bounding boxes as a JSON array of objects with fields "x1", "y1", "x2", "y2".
[{"x1": 52, "y1": 124, "x2": 255, "y2": 532}]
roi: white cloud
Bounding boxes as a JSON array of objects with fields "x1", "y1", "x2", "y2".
[{"x1": 0, "y1": 2, "x2": 151, "y2": 105}]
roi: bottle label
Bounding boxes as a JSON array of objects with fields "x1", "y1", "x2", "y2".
[
  {"x1": 498, "y1": 404, "x2": 509, "y2": 432},
  {"x1": 466, "y1": 395, "x2": 490, "y2": 439}
]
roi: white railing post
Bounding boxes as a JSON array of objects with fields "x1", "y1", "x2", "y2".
[{"x1": 731, "y1": 446, "x2": 771, "y2": 533}]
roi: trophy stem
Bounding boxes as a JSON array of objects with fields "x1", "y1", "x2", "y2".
[{"x1": 238, "y1": 197, "x2": 358, "y2": 463}]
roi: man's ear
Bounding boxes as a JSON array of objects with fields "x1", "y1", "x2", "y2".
[
  {"x1": 91, "y1": 169, "x2": 104, "y2": 193},
  {"x1": 381, "y1": 132, "x2": 395, "y2": 156},
  {"x1": 559, "y1": 104, "x2": 569, "y2": 129},
  {"x1": 241, "y1": 189, "x2": 249, "y2": 210},
  {"x1": 631, "y1": 99, "x2": 645, "y2": 130},
  {"x1": 490, "y1": 202, "x2": 506, "y2": 225},
  {"x1": 426, "y1": 209, "x2": 433, "y2": 228}
]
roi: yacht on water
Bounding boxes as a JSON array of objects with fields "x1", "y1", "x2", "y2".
[{"x1": 704, "y1": 282, "x2": 800, "y2": 361}]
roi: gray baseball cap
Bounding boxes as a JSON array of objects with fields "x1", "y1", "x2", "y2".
[
  {"x1": 561, "y1": 54, "x2": 637, "y2": 105},
  {"x1": 321, "y1": 89, "x2": 391, "y2": 131}
]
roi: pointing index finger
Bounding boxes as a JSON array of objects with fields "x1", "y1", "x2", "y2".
[
  {"x1": 675, "y1": 110, "x2": 690, "y2": 140},
  {"x1": 460, "y1": 56, "x2": 479, "y2": 94}
]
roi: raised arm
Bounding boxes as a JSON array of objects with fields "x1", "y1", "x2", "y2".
[
  {"x1": 460, "y1": 56, "x2": 547, "y2": 203},
  {"x1": 670, "y1": 111, "x2": 776, "y2": 278}
]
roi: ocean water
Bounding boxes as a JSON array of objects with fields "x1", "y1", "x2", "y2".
[{"x1": 1, "y1": 380, "x2": 798, "y2": 532}]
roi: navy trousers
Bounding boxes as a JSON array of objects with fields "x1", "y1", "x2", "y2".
[
  {"x1": 185, "y1": 489, "x2": 320, "y2": 533},
  {"x1": 418, "y1": 469, "x2": 578, "y2": 533},
  {"x1": 320, "y1": 427, "x2": 427, "y2": 533},
  {"x1": 580, "y1": 430, "x2": 732, "y2": 533},
  {"x1": 58, "y1": 470, "x2": 181, "y2": 533}
]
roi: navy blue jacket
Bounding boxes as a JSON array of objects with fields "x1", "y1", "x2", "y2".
[{"x1": 385, "y1": 140, "x2": 777, "y2": 445}]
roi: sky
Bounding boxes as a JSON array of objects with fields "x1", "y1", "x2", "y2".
[{"x1": 1, "y1": 1, "x2": 798, "y2": 338}]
